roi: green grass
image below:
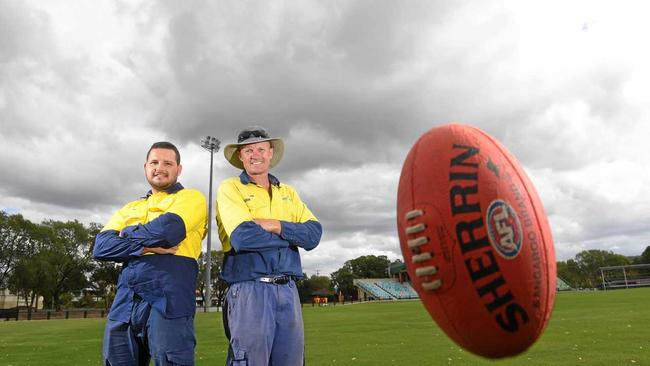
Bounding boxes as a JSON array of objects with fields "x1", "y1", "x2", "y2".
[{"x1": 1, "y1": 288, "x2": 649, "y2": 365}]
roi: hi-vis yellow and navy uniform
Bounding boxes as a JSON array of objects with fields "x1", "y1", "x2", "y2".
[
  {"x1": 93, "y1": 183, "x2": 207, "y2": 322},
  {"x1": 216, "y1": 172, "x2": 322, "y2": 284}
]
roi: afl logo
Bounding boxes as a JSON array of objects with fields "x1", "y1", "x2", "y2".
[{"x1": 486, "y1": 199, "x2": 523, "y2": 259}]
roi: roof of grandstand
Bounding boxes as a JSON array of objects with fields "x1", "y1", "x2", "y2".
[{"x1": 388, "y1": 261, "x2": 406, "y2": 274}]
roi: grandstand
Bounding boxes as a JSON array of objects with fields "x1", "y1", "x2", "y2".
[
  {"x1": 376, "y1": 279, "x2": 418, "y2": 299},
  {"x1": 356, "y1": 274, "x2": 573, "y2": 300},
  {"x1": 556, "y1": 277, "x2": 572, "y2": 291},
  {"x1": 354, "y1": 261, "x2": 578, "y2": 302},
  {"x1": 353, "y1": 278, "x2": 418, "y2": 301}
]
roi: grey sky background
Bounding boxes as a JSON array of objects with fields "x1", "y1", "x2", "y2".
[{"x1": 2, "y1": 0, "x2": 650, "y2": 276}]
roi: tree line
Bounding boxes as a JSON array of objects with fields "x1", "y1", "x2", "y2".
[
  {"x1": 0, "y1": 211, "x2": 229, "y2": 312},
  {"x1": 2, "y1": 211, "x2": 650, "y2": 311},
  {"x1": 557, "y1": 247, "x2": 650, "y2": 289},
  {"x1": 1, "y1": 212, "x2": 116, "y2": 311},
  {"x1": 0, "y1": 211, "x2": 393, "y2": 309}
]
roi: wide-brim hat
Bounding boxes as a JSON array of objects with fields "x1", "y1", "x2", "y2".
[{"x1": 224, "y1": 126, "x2": 284, "y2": 170}]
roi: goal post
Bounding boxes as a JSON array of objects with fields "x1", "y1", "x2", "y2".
[{"x1": 599, "y1": 263, "x2": 650, "y2": 290}]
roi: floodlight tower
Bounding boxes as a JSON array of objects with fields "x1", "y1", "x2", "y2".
[{"x1": 200, "y1": 135, "x2": 220, "y2": 312}]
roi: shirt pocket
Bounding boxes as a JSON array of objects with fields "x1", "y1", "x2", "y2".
[
  {"x1": 279, "y1": 194, "x2": 301, "y2": 221},
  {"x1": 244, "y1": 197, "x2": 269, "y2": 218},
  {"x1": 123, "y1": 204, "x2": 148, "y2": 227},
  {"x1": 147, "y1": 196, "x2": 175, "y2": 221}
]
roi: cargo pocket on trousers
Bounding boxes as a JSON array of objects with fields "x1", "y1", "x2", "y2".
[
  {"x1": 165, "y1": 347, "x2": 194, "y2": 365},
  {"x1": 229, "y1": 348, "x2": 247, "y2": 366}
]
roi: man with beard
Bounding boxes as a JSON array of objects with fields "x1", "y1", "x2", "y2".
[{"x1": 93, "y1": 141, "x2": 207, "y2": 366}]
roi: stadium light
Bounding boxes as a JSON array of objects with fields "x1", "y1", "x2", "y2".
[{"x1": 200, "y1": 135, "x2": 220, "y2": 312}]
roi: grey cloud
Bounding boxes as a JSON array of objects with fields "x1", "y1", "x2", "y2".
[
  {"x1": 1, "y1": 142, "x2": 143, "y2": 209},
  {"x1": 0, "y1": 0, "x2": 52, "y2": 62},
  {"x1": 120, "y1": 2, "x2": 449, "y2": 165},
  {"x1": 327, "y1": 1, "x2": 446, "y2": 77},
  {"x1": 0, "y1": 0, "x2": 57, "y2": 139}
]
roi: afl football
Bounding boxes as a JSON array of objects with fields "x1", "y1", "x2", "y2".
[{"x1": 396, "y1": 123, "x2": 556, "y2": 358}]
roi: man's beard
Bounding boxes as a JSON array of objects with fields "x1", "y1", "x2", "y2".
[{"x1": 148, "y1": 176, "x2": 177, "y2": 191}]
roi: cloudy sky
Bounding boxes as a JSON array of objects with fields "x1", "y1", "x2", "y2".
[{"x1": 2, "y1": 0, "x2": 650, "y2": 276}]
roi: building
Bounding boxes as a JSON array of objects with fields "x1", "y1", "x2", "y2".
[{"x1": 0, "y1": 289, "x2": 44, "y2": 310}]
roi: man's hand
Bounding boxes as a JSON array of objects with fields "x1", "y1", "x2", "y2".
[
  {"x1": 254, "y1": 219, "x2": 282, "y2": 235},
  {"x1": 142, "y1": 245, "x2": 179, "y2": 255}
]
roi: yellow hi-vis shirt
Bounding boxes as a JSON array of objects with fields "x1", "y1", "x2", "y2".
[
  {"x1": 216, "y1": 175, "x2": 318, "y2": 253},
  {"x1": 102, "y1": 186, "x2": 207, "y2": 259},
  {"x1": 93, "y1": 183, "x2": 207, "y2": 320}
]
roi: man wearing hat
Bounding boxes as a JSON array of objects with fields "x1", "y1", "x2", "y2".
[{"x1": 216, "y1": 126, "x2": 322, "y2": 366}]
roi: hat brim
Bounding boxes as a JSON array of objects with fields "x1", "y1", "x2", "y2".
[{"x1": 224, "y1": 138, "x2": 284, "y2": 170}]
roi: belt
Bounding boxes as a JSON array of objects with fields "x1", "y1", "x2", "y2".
[{"x1": 257, "y1": 275, "x2": 295, "y2": 285}]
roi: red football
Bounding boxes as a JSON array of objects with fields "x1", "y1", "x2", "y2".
[{"x1": 397, "y1": 123, "x2": 556, "y2": 358}]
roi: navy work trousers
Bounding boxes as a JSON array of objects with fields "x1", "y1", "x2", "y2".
[
  {"x1": 223, "y1": 279, "x2": 304, "y2": 366},
  {"x1": 103, "y1": 295, "x2": 195, "y2": 366}
]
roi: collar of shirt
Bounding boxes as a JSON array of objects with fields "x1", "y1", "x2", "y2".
[
  {"x1": 239, "y1": 171, "x2": 280, "y2": 187},
  {"x1": 143, "y1": 182, "x2": 184, "y2": 198}
]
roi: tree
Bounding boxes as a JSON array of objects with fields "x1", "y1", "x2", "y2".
[
  {"x1": 0, "y1": 212, "x2": 41, "y2": 289},
  {"x1": 330, "y1": 266, "x2": 356, "y2": 300},
  {"x1": 307, "y1": 275, "x2": 332, "y2": 293},
  {"x1": 348, "y1": 255, "x2": 390, "y2": 278},
  {"x1": 637, "y1": 246, "x2": 650, "y2": 277},
  {"x1": 556, "y1": 259, "x2": 580, "y2": 289},
  {"x1": 296, "y1": 275, "x2": 333, "y2": 302},
  {"x1": 8, "y1": 254, "x2": 47, "y2": 315},
  {"x1": 89, "y1": 261, "x2": 121, "y2": 311},
  {"x1": 641, "y1": 246, "x2": 650, "y2": 264},
  {"x1": 574, "y1": 249, "x2": 630, "y2": 288},
  {"x1": 37, "y1": 220, "x2": 96, "y2": 310},
  {"x1": 197, "y1": 250, "x2": 225, "y2": 307},
  {"x1": 4, "y1": 214, "x2": 52, "y2": 311},
  {"x1": 331, "y1": 254, "x2": 391, "y2": 301},
  {"x1": 295, "y1": 272, "x2": 309, "y2": 302}
]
